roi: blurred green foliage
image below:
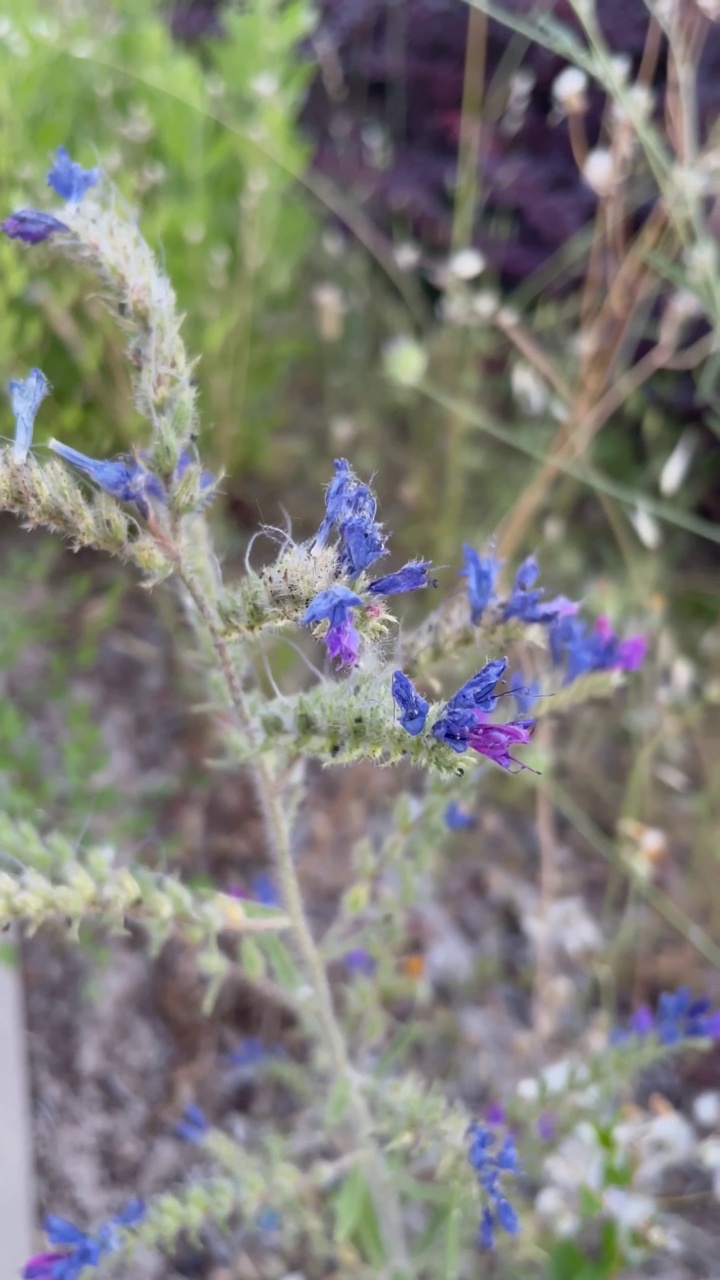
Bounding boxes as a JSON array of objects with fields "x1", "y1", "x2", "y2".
[{"x1": 0, "y1": 0, "x2": 315, "y2": 473}]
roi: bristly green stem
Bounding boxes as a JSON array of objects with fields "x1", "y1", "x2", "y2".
[{"x1": 179, "y1": 561, "x2": 412, "y2": 1280}]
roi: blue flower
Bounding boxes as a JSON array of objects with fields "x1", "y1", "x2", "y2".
[
  {"x1": 613, "y1": 989, "x2": 720, "y2": 1045},
  {"x1": 444, "y1": 801, "x2": 476, "y2": 830},
  {"x1": 174, "y1": 1102, "x2": 209, "y2": 1143},
  {"x1": 250, "y1": 872, "x2": 281, "y2": 907},
  {"x1": 368, "y1": 560, "x2": 432, "y2": 595},
  {"x1": 391, "y1": 670, "x2": 430, "y2": 735},
  {"x1": 313, "y1": 459, "x2": 377, "y2": 551},
  {"x1": 431, "y1": 659, "x2": 508, "y2": 754},
  {"x1": 8, "y1": 367, "x2": 50, "y2": 462},
  {"x1": 24, "y1": 1202, "x2": 146, "y2": 1279},
  {"x1": 466, "y1": 1122, "x2": 521, "y2": 1250},
  {"x1": 301, "y1": 586, "x2": 362, "y2": 629},
  {"x1": 256, "y1": 1207, "x2": 282, "y2": 1236},
  {"x1": 49, "y1": 439, "x2": 165, "y2": 518},
  {"x1": 227, "y1": 1037, "x2": 279, "y2": 1069},
  {"x1": 502, "y1": 556, "x2": 576, "y2": 625},
  {"x1": 339, "y1": 516, "x2": 387, "y2": 576},
  {"x1": 2, "y1": 209, "x2": 69, "y2": 244},
  {"x1": 460, "y1": 545, "x2": 500, "y2": 623},
  {"x1": 432, "y1": 659, "x2": 537, "y2": 771},
  {"x1": 47, "y1": 147, "x2": 102, "y2": 203}
]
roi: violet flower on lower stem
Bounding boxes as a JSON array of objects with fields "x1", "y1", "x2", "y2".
[{"x1": 301, "y1": 585, "x2": 362, "y2": 667}]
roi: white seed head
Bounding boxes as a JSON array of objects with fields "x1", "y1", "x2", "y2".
[
  {"x1": 510, "y1": 361, "x2": 549, "y2": 416},
  {"x1": 630, "y1": 505, "x2": 662, "y2": 551},
  {"x1": 552, "y1": 65, "x2": 589, "y2": 113},
  {"x1": 447, "y1": 247, "x2": 486, "y2": 280},
  {"x1": 582, "y1": 147, "x2": 616, "y2": 197},
  {"x1": 659, "y1": 430, "x2": 697, "y2": 497}
]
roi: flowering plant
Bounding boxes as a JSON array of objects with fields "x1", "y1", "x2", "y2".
[{"x1": 3, "y1": 145, "x2": 716, "y2": 1280}]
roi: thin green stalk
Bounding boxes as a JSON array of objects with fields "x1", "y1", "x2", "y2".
[{"x1": 179, "y1": 562, "x2": 411, "y2": 1280}]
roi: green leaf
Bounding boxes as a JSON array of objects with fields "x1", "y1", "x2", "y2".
[
  {"x1": 240, "y1": 936, "x2": 267, "y2": 981},
  {"x1": 333, "y1": 1168, "x2": 385, "y2": 1267},
  {"x1": 324, "y1": 1076, "x2": 352, "y2": 1127}
]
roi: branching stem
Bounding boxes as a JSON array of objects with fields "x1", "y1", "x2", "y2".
[{"x1": 179, "y1": 561, "x2": 411, "y2": 1280}]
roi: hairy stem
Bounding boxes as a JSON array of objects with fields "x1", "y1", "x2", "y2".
[{"x1": 179, "y1": 562, "x2": 411, "y2": 1279}]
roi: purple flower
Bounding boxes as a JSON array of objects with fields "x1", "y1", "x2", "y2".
[
  {"x1": 432, "y1": 659, "x2": 536, "y2": 771},
  {"x1": 502, "y1": 556, "x2": 576, "y2": 625},
  {"x1": 484, "y1": 1101, "x2": 506, "y2": 1125},
  {"x1": 466, "y1": 1121, "x2": 521, "y2": 1250},
  {"x1": 175, "y1": 1102, "x2": 209, "y2": 1143},
  {"x1": 391, "y1": 670, "x2": 430, "y2": 735},
  {"x1": 536, "y1": 1112, "x2": 555, "y2": 1142},
  {"x1": 23, "y1": 1253, "x2": 67, "y2": 1279},
  {"x1": 325, "y1": 616, "x2": 360, "y2": 666},
  {"x1": 8, "y1": 367, "x2": 50, "y2": 462},
  {"x1": 368, "y1": 560, "x2": 432, "y2": 595},
  {"x1": 2, "y1": 209, "x2": 69, "y2": 244},
  {"x1": 47, "y1": 146, "x2": 102, "y2": 202},
  {"x1": 49, "y1": 439, "x2": 165, "y2": 518},
  {"x1": 302, "y1": 586, "x2": 362, "y2": 666},
  {"x1": 339, "y1": 516, "x2": 387, "y2": 576},
  {"x1": 468, "y1": 718, "x2": 537, "y2": 773},
  {"x1": 344, "y1": 947, "x2": 376, "y2": 975},
  {"x1": 445, "y1": 801, "x2": 476, "y2": 830},
  {"x1": 461, "y1": 545, "x2": 501, "y2": 623},
  {"x1": 550, "y1": 613, "x2": 647, "y2": 684}
]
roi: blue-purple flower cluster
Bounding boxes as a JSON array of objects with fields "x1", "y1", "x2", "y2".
[
  {"x1": 23, "y1": 1201, "x2": 145, "y2": 1280},
  {"x1": 302, "y1": 460, "x2": 432, "y2": 666},
  {"x1": 466, "y1": 1121, "x2": 521, "y2": 1250},
  {"x1": 615, "y1": 988, "x2": 720, "y2": 1046},
  {"x1": 2, "y1": 146, "x2": 100, "y2": 245},
  {"x1": 462, "y1": 544, "x2": 646, "y2": 686},
  {"x1": 391, "y1": 658, "x2": 537, "y2": 772},
  {"x1": 550, "y1": 613, "x2": 646, "y2": 684}
]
